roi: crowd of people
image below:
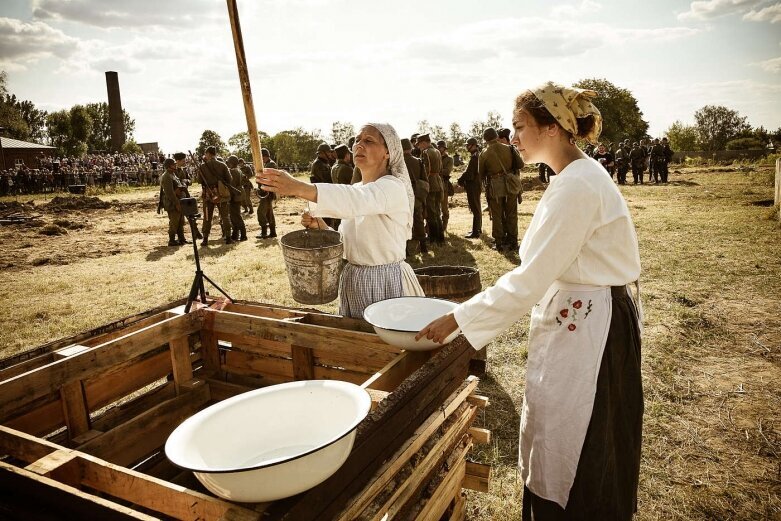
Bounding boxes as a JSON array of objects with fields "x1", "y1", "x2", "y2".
[{"x1": 0, "y1": 152, "x2": 171, "y2": 195}]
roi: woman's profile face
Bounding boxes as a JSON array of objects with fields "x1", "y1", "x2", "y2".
[
  {"x1": 353, "y1": 126, "x2": 388, "y2": 172},
  {"x1": 511, "y1": 111, "x2": 543, "y2": 164}
]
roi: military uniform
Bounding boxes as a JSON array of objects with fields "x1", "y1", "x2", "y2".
[
  {"x1": 458, "y1": 147, "x2": 482, "y2": 238},
  {"x1": 420, "y1": 145, "x2": 444, "y2": 243},
  {"x1": 649, "y1": 141, "x2": 664, "y2": 183},
  {"x1": 478, "y1": 139, "x2": 523, "y2": 250},
  {"x1": 257, "y1": 158, "x2": 277, "y2": 238},
  {"x1": 160, "y1": 167, "x2": 186, "y2": 246},
  {"x1": 240, "y1": 164, "x2": 254, "y2": 213},
  {"x1": 403, "y1": 150, "x2": 428, "y2": 254},
  {"x1": 661, "y1": 142, "x2": 673, "y2": 183},
  {"x1": 310, "y1": 157, "x2": 332, "y2": 184},
  {"x1": 199, "y1": 157, "x2": 233, "y2": 244},
  {"x1": 440, "y1": 152, "x2": 454, "y2": 231},
  {"x1": 615, "y1": 146, "x2": 630, "y2": 185},
  {"x1": 331, "y1": 160, "x2": 353, "y2": 185},
  {"x1": 228, "y1": 163, "x2": 247, "y2": 241},
  {"x1": 629, "y1": 145, "x2": 645, "y2": 184}
]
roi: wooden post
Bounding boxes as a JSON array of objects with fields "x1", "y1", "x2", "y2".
[
  {"x1": 775, "y1": 157, "x2": 780, "y2": 222},
  {"x1": 225, "y1": 0, "x2": 264, "y2": 176}
]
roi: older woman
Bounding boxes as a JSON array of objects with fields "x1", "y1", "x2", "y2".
[
  {"x1": 258, "y1": 123, "x2": 423, "y2": 318},
  {"x1": 418, "y1": 82, "x2": 643, "y2": 520}
]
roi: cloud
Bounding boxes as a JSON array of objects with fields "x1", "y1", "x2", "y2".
[
  {"x1": 551, "y1": 0, "x2": 603, "y2": 18},
  {"x1": 31, "y1": 0, "x2": 220, "y2": 28},
  {"x1": 743, "y1": 2, "x2": 781, "y2": 22},
  {"x1": 677, "y1": 0, "x2": 771, "y2": 21},
  {"x1": 0, "y1": 17, "x2": 79, "y2": 69},
  {"x1": 756, "y1": 55, "x2": 781, "y2": 71}
]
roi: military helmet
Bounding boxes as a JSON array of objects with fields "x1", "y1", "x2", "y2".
[
  {"x1": 163, "y1": 158, "x2": 176, "y2": 168},
  {"x1": 436, "y1": 140, "x2": 447, "y2": 149},
  {"x1": 317, "y1": 143, "x2": 331, "y2": 154},
  {"x1": 466, "y1": 137, "x2": 479, "y2": 147},
  {"x1": 483, "y1": 127, "x2": 498, "y2": 141},
  {"x1": 400, "y1": 138, "x2": 413, "y2": 151}
]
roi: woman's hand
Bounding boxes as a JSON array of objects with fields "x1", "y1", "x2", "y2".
[
  {"x1": 257, "y1": 168, "x2": 317, "y2": 201},
  {"x1": 416, "y1": 312, "x2": 459, "y2": 344},
  {"x1": 301, "y1": 211, "x2": 329, "y2": 230}
]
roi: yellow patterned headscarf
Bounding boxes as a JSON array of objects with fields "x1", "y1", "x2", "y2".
[{"x1": 530, "y1": 81, "x2": 603, "y2": 144}]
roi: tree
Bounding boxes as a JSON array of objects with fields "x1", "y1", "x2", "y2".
[
  {"x1": 46, "y1": 110, "x2": 71, "y2": 153},
  {"x1": 693, "y1": 105, "x2": 751, "y2": 151},
  {"x1": 69, "y1": 105, "x2": 92, "y2": 144},
  {"x1": 448, "y1": 122, "x2": 467, "y2": 152},
  {"x1": 272, "y1": 128, "x2": 323, "y2": 166},
  {"x1": 196, "y1": 130, "x2": 227, "y2": 158},
  {"x1": 83, "y1": 102, "x2": 135, "y2": 152},
  {"x1": 228, "y1": 130, "x2": 274, "y2": 162},
  {"x1": 573, "y1": 78, "x2": 649, "y2": 143},
  {"x1": 665, "y1": 121, "x2": 699, "y2": 151},
  {"x1": 15, "y1": 98, "x2": 47, "y2": 142},
  {"x1": 330, "y1": 121, "x2": 354, "y2": 146},
  {"x1": 725, "y1": 137, "x2": 764, "y2": 150},
  {"x1": 121, "y1": 140, "x2": 142, "y2": 154}
]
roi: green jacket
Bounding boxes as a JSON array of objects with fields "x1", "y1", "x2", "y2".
[
  {"x1": 440, "y1": 155, "x2": 454, "y2": 178},
  {"x1": 331, "y1": 161, "x2": 353, "y2": 184},
  {"x1": 160, "y1": 169, "x2": 184, "y2": 212},
  {"x1": 478, "y1": 141, "x2": 523, "y2": 198},
  {"x1": 421, "y1": 146, "x2": 443, "y2": 192},
  {"x1": 310, "y1": 157, "x2": 332, "y2": 184},
  {"x1": 199, "y1": 158, "x2": 231, "y2": 188},
  {"x1": 229, "y1": 167, "x2": 244, "y2": 202},
  {"x1": 404, "y1": 153, "x2": 428, "y2": 201}
]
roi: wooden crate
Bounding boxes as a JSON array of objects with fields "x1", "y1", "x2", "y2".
[{"x1": 0, "y1": 299, "x2": 491, "y2": 520}]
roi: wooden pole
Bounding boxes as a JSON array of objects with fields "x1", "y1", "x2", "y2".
[{"x1": 225, "y1": 0, "x2": 264, "y2": 176}]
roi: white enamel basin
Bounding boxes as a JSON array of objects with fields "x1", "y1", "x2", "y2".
[
  {"x1": 165, "y1": 380, "x2": 371, "y2": 502},
  {"x1": 363, "y1": 296, "x2": 460, "y2": 351}
]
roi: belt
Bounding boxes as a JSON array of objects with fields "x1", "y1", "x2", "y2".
[{"x1": 488, "y1": 172, "x2": 506, "y2": 178}]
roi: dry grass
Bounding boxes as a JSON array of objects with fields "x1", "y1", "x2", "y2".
[{"x1": 1, "y1": 165, "x2": 780, "y2": 519}]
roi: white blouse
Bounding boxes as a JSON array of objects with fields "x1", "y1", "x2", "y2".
[
  {"x1": 454, "y1": 157, "x2": 641, "y2": 349},
  {"x1": 311, "y1": 175, "x2": 411, "y2": 266}
]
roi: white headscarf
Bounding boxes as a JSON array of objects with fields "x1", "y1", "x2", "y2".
[{"x1": 367, "y1": 122, "x2": 415, "y2": 236}]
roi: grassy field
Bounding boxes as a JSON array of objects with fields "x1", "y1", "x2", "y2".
[{"x1": 1, "y1": 164, "x2": 779, "y2": 520}]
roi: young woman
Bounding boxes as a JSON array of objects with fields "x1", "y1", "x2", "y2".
[
  {"x1": 418, "y1": 82, "x2": 644, "y2": 520},
  {"x1": 257, "y1": 123, "x2": 423, "y2": 318}
]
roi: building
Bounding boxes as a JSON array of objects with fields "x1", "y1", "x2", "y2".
[{"x1": 0, "y1": 136, "x2": 56, "y2": 170}]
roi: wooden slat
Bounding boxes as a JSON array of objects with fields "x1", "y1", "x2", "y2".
[
  {"x1": 414, "y1": 456, "x2": 468, "y2": 521},
  {"x1": 0, "y1": 313, "x2": 200, "y2": 420},
  {"x1": 60, "y1": 380, "x2": 90, "y2": 439},
  {"x1": 361, "y1": 350, "x2": 431, "y2": 392},
  {"x1": 24, "y1": 449, "x2": 78, "y2": 477},
  {"x1": 464, "y1": 461, "x2": 491, "y2": 493},
  {"x1": 0, "y1": 461, "x2": 156, "y2": 521},
  {"x1": 169, "y1": 336, "x2": 194, "y2": 394},
  {"x1": 4, "y1": 393, "x2": 64, "y2": 438},
  {"x1": 466, "y1": 394, "x2": 490, "y2": 408},
  {"x1": 291, "y1": 345, "x2": 314, "y2": 380},
  {"x1": 76, "y1": 382, "x2": 210, "y2": 467},
  {"x1": 199, "y1": 312, "x2": 221, "y2": 376},
  {"x1": 336, "y1": 377, "x2": 479, "y2": 521},
  {"x1": 223, "y1": 350, "x2": 294, "y2": 381},
  {"x1": 205, "y1": 378, "x2": 255, "y2": 402},
  {"x1": 468, "y1": 427, "x2": 491, "y2": 445},
  {"x1": 222, "y1": 302, "x2": 305, "y2": 320},
  {"x1": 449, "y1": 492, "x2": 466, "y2": 521},
  {"x1": 312, "y1": 365, "x2": 372, "y2": 385}
]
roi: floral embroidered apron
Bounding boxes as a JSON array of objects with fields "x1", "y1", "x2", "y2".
[{"x1": 519, "y1": 281, "x2": 617, "y2": 508}]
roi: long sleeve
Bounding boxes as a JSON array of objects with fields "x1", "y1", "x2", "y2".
[
  {"x1": 454, "y1": 175, "x2": 602, "y2": 349},
  {"x1": 312, "y1": 176, "x2": 408, "y2": 221}
]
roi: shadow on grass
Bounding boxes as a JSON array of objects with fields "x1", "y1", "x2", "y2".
[
  {"x1": 145, "y1": 244, "x2": 181, "y2": 261},
  {"x1": 473, "y1": 371, "x2": 522, "y2": 467}
]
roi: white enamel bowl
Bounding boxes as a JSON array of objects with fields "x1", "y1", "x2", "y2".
[
  {"x1": 363, "y1": 296, "x2": 460, "y2": 351},
  {"x1": 164, "y1": 380, "x2": 371, "y2": 502}
]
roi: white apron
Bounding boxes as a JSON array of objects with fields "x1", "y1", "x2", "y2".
[{"x1": 519, "y1": 281, "x2": 613, "y2": 508}]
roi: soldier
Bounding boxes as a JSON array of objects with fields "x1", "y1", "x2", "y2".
[
  {"x1": 410, "y1": 133, "x2": 421, "y2": 158},
  {"x1": 640, "y1": 138, "x2": 651, "y2": 182},
  {"x1": 457, "y1": 137, "x2": 482, "y2": 238},
  {"x1": 661, "y1": 137, "x2": 674, "y2": 183},
  {"x1": 416, "y1": 133, "x2": 444, "y2": 244},
  {"x1": 478, "y1": 127, "x2": 523, "y2": 251},
  {"x1": 310, "y1": 143, "x2": 333, "y2": 184},
  {"x1": 331, "y1": 144, "x2": 353, "y2": 185},
  {"x1": 629, "y1": 142, "x2": 645, "y2": 184},
  {"x1": 159, "y1": 158, "x2": 187, "y2": 246},
  {"x1": 198, "y1": 145, "x2": 233, "y2": 245},
  {"x1": 347, "y1": 136, "x2": 357, "y2": 168},
  {"x1": 238, "y1": 158, "x2": 254, "y2": 214},
  {"x1": 256, "y1": 148, "x2": 277, "y2": 239},
  {"x1": 649, "y1": 138, "x2": 664, "y2": 183},
  {"x1": 437, "y1": 140, "x2": 454, "y2": 232},
  {"x1": 402, "y1": 138, "x2": 429, "y2": 255},
  {"x1": 226, "y1": 155, "x2": 247, "y2": 242},
  {"x1": 614, "y1": 142, "x2": 630, "y2": 185},
  {"x1": 498, "y1": 128, "x2": 512, "y2": 145}
]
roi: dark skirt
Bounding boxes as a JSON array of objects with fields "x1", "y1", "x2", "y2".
[{"x1": 522, "y1": 285, "x2": 644, "y2": 521}]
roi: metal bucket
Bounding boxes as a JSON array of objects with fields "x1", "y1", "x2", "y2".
[{"x1": 280, "y1": 229, "x2": 344, "y2": 305}]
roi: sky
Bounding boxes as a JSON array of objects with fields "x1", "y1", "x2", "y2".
[{"x1": 1, "y1": 0, "x2": 780, "y2": 152}]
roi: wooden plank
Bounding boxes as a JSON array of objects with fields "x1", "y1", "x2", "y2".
[
  {"x1": 266, "y1": 336, "x2": 474, "y2": 521},
  {"x1": 199, "y1": 311, "x2": 221, "y2": 376},
  {"x1": 169, "y1": 335, "x2": 194, "y2": 394},
  {"x1": 414, "y1": 456, "x2": 467, "y2": 521},
  {"x1": 466, "y1": 394, "x2": 490, "y2": 409},
  {"x1": 449, "y1": 492, "x2": 466, "y2": 521},
  {"x1": 0, "y1": 353, "x2": 55, "y2": 382},
  {"x1": 312, "y1": 365, "x2": 372, "y2": 385},
  {"x1": 297, "y1": 312, "x2": 375, "y2": 334},
  {"x1": 0, "y1": 425, "x2": 60, "y2": 463},
  {"x1": 365, "y1": 412, "x2": 475, "y2": 521},
  {"x1": 76, "y1": 381, "x2": 210, "y2": 467},
  {"x1": 24, "y1": 449, "x2": 78, "y2": 477},
  {"x1": 468, "y1": 427, "x2": 491, "y2": 445},
  {"x1": 4, "y1": 393, "x2": 64, "y2": 438},
  {"x1": 53, "y1": 345, "x2": 91, "y2": 359},
  {"x1": 223, "y1": 350, "x2": 294, "y2": 381},
  {"x1": 222, "y1": 302, "x2": 305, "y2": 320},
  {"x1": 0, "y1": 312, "x2": 201, "y2": 420},
  {"x1": 464, "y1": 461, "x2": 491, "y2": 493},
  {"x1": 205, "y1": 378, "x2": 255, "y2": 402},
  {"x1": 361, "y1": 350, "x2": 431, "y2": 392},
  {"x1": 336, "y1": 377, "x2": 479, "y2": 521},
  {"x1": 208, "y1": 309, "x2": 399, "y2": 357},
  {"x1": 291, "y1": 345, "x2": 315, "y2": 380},
  {"x1": 59, "y1": 380, "x2": 90, "y2": 439},
  {"x1": 0, "y1": 461, "x2": 155, "y2": 521}
]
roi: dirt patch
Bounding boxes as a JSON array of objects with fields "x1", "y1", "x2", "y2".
[
  {"x1": 521, "y1": 177, "x2": 547, "y2": 191},
  {"x1": 44, "y1": 196, "x2": 111, "y2": 212},
  {"x1": 749, "y1": 199, "x2": 775, "y2": 207},
  {"x1": 39, "y1": 224, "x2": 68, "y2": 236}
]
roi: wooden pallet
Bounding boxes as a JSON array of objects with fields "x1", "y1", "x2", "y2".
[{"x1": 0, "y1": 299, "x2": 491, "y2": 520}]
